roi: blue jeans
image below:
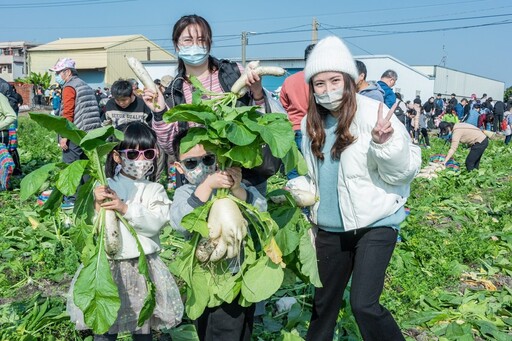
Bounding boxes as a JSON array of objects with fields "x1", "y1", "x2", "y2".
[
  {"x1": 286, "y1": 130, "x2": 303, "y2": 180},
  {"x1": 505, "y1": 134, "x2": 511, "y2": 145}
]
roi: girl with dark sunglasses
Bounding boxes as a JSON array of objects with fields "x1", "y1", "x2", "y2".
[{"x1": 67, "y1": 121, "x2": 184, "y2": 339}]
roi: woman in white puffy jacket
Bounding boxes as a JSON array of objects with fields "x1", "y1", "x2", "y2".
[{"x1": 301, "y1": 36, "x2": 421, "y2": 341}]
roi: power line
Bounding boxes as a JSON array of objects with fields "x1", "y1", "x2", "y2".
[
  {"x1": 212, "y1": 18, "x2": 512, "y2": 50},
  {"x1": 26, "y1": 10, "x2": 511, "y2": 49},
  {"x1": 317, "y1": 23, "x2": 374, "y2": 55},
  {"x1": 0, "y1": 0, "x2": 137, "y2": 9}
]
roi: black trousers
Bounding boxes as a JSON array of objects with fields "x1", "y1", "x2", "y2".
[
  {"x1": 466, "y1": 137, "x2": 488, "y2": 171},
  {"x1": 414, "y1": 128, "x2": 430, "y2": 146},
  {"x1": 195, "y1": 299, "x2": 255, "y2": 341},
  {"x1": 62, "y1": 140, "x2": 89, "y2": 202},
  {"x1": 306, "y1": 227, "x2": 404, "y2": 341},
  {"x1": 493, "y1": 113, "x2": 504, "y2": 132}
]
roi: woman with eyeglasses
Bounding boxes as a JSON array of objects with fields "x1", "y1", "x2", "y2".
[
  {"x1": 66, "y1": 121, "x2": 184, "y2": 340},
  {"x1": 169, "y1": 127, "x2": 267, "y2": 341},
  {"x1": 142, "y1": 14, "x2": 275, "y2": 194}
]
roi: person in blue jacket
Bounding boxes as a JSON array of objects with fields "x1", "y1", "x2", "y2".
[{"x1": 376, "y1": 69, "x2": 398, "y2": 108}]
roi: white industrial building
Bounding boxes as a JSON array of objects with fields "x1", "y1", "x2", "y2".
[
  {"x1": 356, "y1": 55, "x2": 434, "y2": 103},
  {"x1": 413, "y1": 65, "x2": 505, "y2": 102}
]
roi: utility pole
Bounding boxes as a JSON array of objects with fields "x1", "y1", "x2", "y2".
[
  {"x1": 241, "y1": 31, "x2": 256, "y2": 66},
  {"x1": 312, "y1": 17, "x2": 319, "y2": 44},
  {"x1": 23, "y1": 45, "x2": 27, "y2": 76},
  {"x1": 241, "y1": 31, "x2": 248, "y2": 67}
]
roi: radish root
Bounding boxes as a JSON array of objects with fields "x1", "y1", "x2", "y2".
[{"x1": 230, "y1": 60, "x2": 285, "y2": 97}]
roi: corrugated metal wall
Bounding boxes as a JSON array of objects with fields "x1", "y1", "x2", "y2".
[
  {"x1": 28, "y1": 37, "x2": 175, "y2": 87},
  {"x1": 29, "y1": 49, "x2": 106, "y2": 76}
]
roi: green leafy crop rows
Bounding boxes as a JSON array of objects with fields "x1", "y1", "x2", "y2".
[{"x1": 0, "y1": 118, "x2": 510, "y2": 340}]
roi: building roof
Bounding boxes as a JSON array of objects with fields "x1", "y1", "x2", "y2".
[
  {"x1": 29, "y1": 35, "x2": 147, "y2": 51},
  {"x1": 0, "y1": 41, "x2": 38, "y2": 48},
  {"x1": 355, "y1": 54, "x2": 434, "y2": 79},
  {"x1": 412, "y1": 64, "x2": 504, "y2": 84}
]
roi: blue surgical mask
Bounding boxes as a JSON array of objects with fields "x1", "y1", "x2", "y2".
[
  {"x1": 178, "y1": 45, "x2": 209, "y2": 66},
  {"x1": 55, "y1": 74, "x2": 66, "y2": 86}
]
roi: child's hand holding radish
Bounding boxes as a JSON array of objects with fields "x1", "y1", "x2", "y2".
[
  {"x1": 225, "y1": 167, "x2": 247, "y2": 201},
  {"x1": 94, "y1": 185, "x2": 128, "y2": 215}
]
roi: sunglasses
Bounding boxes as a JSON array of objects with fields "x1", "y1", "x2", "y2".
[
  {"x1": 180, "y1": 154, "x2": 216, "y2": 170},
  {"x1": 119, "y1": 149, "x2": 158, "y2": 161}
]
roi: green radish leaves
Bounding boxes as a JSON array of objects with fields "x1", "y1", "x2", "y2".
[
  {"x1": 56, "y1": 160, "x2": 89, "y2": 196},
  {"x1": 241, "y1": 256, "x2": 284, "y2": 302},
  {"x1": 162, "y1": 81, "x2": 305, "y2": 172},
  {"x1": 20, "y1": 162, "x2": 57, "y2": 201},
  {"x1": 29, "y1": 113, "x2": 86, "y2": 146},
  {"x1": 73, "y1": 216, "x2": 120, "y2": 334}
]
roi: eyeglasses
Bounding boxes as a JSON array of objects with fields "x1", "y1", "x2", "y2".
[
  {"x1": 178, "y1": 36, "x2": 206, "y2": 47},
  {"x1": 119, "y1": 149, "x2": 158, "y2": 161},
  {"x1": 180, "y1": 154, "x2": 216, "y2": 170}
]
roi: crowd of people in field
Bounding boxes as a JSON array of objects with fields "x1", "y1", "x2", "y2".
[{"x1": 1, "y1": 12, "x2": 511, "y2": 341}]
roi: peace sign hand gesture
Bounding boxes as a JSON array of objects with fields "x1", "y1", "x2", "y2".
[{"x1": 372, "y1": 102, "x2": 397, "y2": 144}]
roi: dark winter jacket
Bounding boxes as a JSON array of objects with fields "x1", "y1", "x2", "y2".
[{"x1": 63, "y1": 76, "x2": 101, "y2": 132}]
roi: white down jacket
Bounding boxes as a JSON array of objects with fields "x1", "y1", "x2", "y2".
[{"x1": 301, "y1": 94, "x2": 421, "y2": 231}]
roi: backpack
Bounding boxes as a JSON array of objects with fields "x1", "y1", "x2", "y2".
[
  {"x1": 394, "y1": 100, "x2": 406, "y2": 124},
  {"x1": 0, "y1": 77, "x2": 18, "y2": 111},
  {"x1": 501, "y1": 118, "x2": 508, "y2": 131}
]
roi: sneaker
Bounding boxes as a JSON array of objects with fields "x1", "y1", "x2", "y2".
[
  {"x1": 426, "y1": 146, "x2": 431, "y2": 149},
  {"x1": 61, "y1": 202, "x2": 74, "y2": 209}
]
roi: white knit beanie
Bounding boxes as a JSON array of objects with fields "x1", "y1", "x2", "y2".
[{"x1": 304, "y1": 36, "x2": 358, "y2": 83}]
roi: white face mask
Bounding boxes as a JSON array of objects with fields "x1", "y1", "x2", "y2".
[
  {"x1": 120, "y1": 156, "x2": 153, "y2": 180},
  {"x1": 314, "y1": 88, "x2": 343, "y2": 111}
]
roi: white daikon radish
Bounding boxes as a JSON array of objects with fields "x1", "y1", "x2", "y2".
[
  {"x1": 207, "y1": 197, "x2": 248, "y2": 260},
  {"x1": 230, "y1": 60, "x2": 285, "y2": 97},
  {"x1": 125, "y1": 56, "x2": 158, "y2": 94},
  {"x1": 209, "y1": 238, "x2": 228, "y2": 262},
  {"x1": 288, "y1": 189, "x2": 317, "y2": 207},
  {"x1": 104, "y1": 209, "x2": 121, "y2": 256},
  {"x1": 195, "y1": 237, "x2": 216, "y2": 263}
]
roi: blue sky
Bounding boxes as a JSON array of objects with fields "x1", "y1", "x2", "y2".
[{"x1": 2, "y1": 0, "x2": 511, "y2": 88}]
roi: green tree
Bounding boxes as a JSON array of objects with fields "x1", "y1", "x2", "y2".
[
  {"x1": 504, "y1": 85, "x2": 512, "y2": 103},
  {"x1": 15, "y1": 71, "x2": 52, "y2": 90}
]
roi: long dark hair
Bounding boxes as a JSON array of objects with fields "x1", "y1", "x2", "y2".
[
  {"x1": 306, "y1": 72, "x2": 358, "y2": 160},
  {"x1": 172, "y1": 14, "x2": 216, "y2": 78},
  {"x1": 105, "y1": 122, "x2": 158, "y2": 181}
]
